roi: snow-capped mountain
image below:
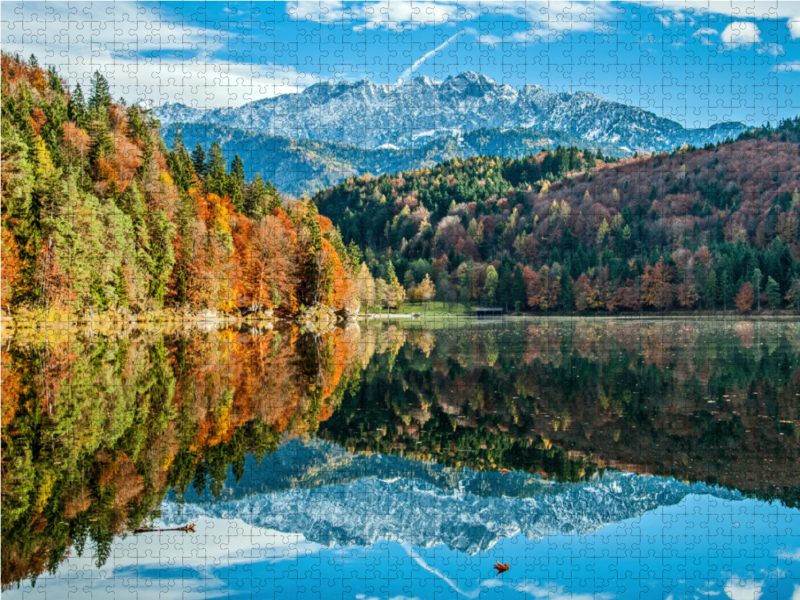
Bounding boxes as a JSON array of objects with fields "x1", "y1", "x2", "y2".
[
  {"x1": 153, "y1": 72, "x2": 746, "y2": 153},
  {"x1": 161, "y1": 440, "x2": 739, "y2": 554}
]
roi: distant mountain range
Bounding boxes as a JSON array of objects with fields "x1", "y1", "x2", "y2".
[
  {"x1": 161, "y1": 440, "x2": 738, "y2": 554},
  {"x1": 155, "y1": 72, "x2": 746, "y2": 152},
  {"x1": 155, "y1": 72, "x2": 747, "y2": 195}
]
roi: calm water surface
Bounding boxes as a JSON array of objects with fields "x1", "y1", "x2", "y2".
[{"x1": 2, "y1": 319, "x2": 799, "y2": 599}]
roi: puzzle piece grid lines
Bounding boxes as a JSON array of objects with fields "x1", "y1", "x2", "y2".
[{"x1": 2, "y1": 2, "x2": 800, "y2": 600}]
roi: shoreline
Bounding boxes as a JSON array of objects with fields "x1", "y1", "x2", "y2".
[{"x1": 4, "y1": 310, "x2": 796, "y2": 333}]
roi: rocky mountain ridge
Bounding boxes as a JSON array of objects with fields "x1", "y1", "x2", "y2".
[
  {"x1": 161, "y1": 440, "x2": 739, "y2": 554},
  {"x1": 153, "y1": 71, "x2": 746, "y2": 154}
]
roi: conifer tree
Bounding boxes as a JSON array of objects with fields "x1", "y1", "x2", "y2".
[
  {"x1": 511, "y1": 264, "x2": 526, "y2": 310},
  {"x1": 191, "y1": 143, "x2": 207, "y2": 177},
  {"x1": 68, "y1": 83, "x2": 88, "y2": 126},
  {"x1": 88, "y1": 70, "x2": 113, "y2": 113},
  {"x1": 87, "y1": 112, "x2": 115, "y2": 181},
  {"x1": 230, "y1": 153, "x2": 245, "y2": 184},
  {"x1": 205, "y1": 142, "x2": 227, "y2": 196}
]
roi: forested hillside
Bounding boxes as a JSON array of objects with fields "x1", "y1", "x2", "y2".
[
  {"x1": 316, "y1": 125, "x2": 800, "y2": 313},
  {"x1": 164, "y1": 121, "x2": 620, "y2": 197},
  {"x1": 0, "y1": 54, "x2": 358, "y2": 320}
]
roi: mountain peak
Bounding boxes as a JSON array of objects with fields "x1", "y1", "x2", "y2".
[
  {"x1": 401, "y1": 74, "x2": 437, "y2": 87},
  {"x1": 152, "y1": 71, "x2": 748, "y2": 153}
]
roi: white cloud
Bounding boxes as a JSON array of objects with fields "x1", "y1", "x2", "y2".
[
  {"x1": 778, "y1": 548, "x2": 800, "y2": 560},
  {"x1": 756, "y1": 42, "x2": 783, "y2": 57},
  {"x1": 693, "y1": 27, "x2": 718, "y2": 37},
  {"x1": 287, "y1": 0, "x2": 360, "y2": 24},
  {"x1": 793, "y1": 585, "x2": 800, "y2": 600},
  {"x1": 789, "y1": 16, "x2": 800, "y2": 38},
  {"x1": 720, "y1": 21, "x2": 761, "y2": 48},
  {"x1": 3, "y1": 516, "x2": 325, "y2": 600},
  {"x1": 640, "y1": 2, "x2": 800, "y2": 41},
  {"x1": 724, "y1": 575, "x2": 763, "y2": 600},
  {"x1": 361, "y1": 1, "x2": 470, "y2": 30},
  {"x1": 640, "y1": 2, "x2": 795, "y2": 20},
  {"x1": 1, "y1": 1, "x2": 312, "y2": 107},
  {"x1": 692, "y1": 27, "x2": 719, "y2": 45},
  {"x1": 513, "y1": 581, "x2": 614, "y2": 600},
  {"x1": 287, "y1": 1, "x2": 477, "y2": 31},
  {"x1": 476, "y1": 33, "x2": 503, "y2": 46},
  {"x1": 495, "y1": 1, "x2": 622, "y2": 36},
  {"x1": 655, "y1": 11, "x2": 696, "y2": 27}
]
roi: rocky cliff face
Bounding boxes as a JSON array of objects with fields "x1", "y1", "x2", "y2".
[{"x1": 154, "y1": 71, "x2": 746, "y2": 153}]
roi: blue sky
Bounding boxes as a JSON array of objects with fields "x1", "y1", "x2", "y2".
[{"x1": 2, "y1": 1, "x2": 800, "y2": 127}]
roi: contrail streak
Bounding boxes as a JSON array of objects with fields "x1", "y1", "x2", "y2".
[{"x1": 396, "y1": 31, "x2": 464, "y2": 85}]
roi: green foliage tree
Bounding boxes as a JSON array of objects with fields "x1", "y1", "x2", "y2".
[
  {"x1": 752, "y1": 267, "x2": 763, "y2": 310},
  {"x1": 511, "y1": 264, "x2": 526, "y2": 310},
  {"x1": 68, "y1": 83, "x2": 88, "y2": 126},
  {"x1": 191, "y1": 143, "x2": 207, "y2": 177},
  {"x1": 484, "y1": 265, "x2": 498, "y2": 305},
  {"x1": 205, "y1": 141, "x2": 227, "y2": 197},
  {"x1": 765, "y1": 276, "x2": 781, "y2": 310},
  {"x1": 87, "y1": 70, "x2": 113, "y2": 114}
]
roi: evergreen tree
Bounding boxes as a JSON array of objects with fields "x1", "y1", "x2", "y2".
[
  {"x1": 125, "y1": 106, "x2": 154, "y2": 175},
  {"x1": 147, "y1": 209, "x2": 176, "y2": 304},
  {"x1": 459, "y1": 264, "x2": 472, "y2": 305},
  {"x1": 561, "y1": 272, "x2": 574, "y2": 311},
  {"x1": 230, "y1": 153, "x2": 245, "y2": 184},
  {"x1": 166, "y1": 128, "x2": 195, "y2": 192},
  {"x1": 87, "y1": 71, "x2": 113, "y2": 114},
  {"x1": 242, "y1": 174, "x2": 281, "y2": 219},
  {"x1": 720, "y1": 270, "x2": 732, "y2": 311},
  {"x1": 87, "y1": 112, "x2": 115, "y2": 185},
  {"x1": 705, "y1": 269, "x2": 719, "y2": 309},
  {"x1": 68, "y1": 83, "x2": 88, "y2": 127},
  {"x1": 205, "y1": 142, "x2": 227, "y2": 196},
  {"x1": 47, "y1": 66, "x2": 64, "y2": 94},
  {"x1": 752, "y1": 268, "x2": 763, "y2": 310},
  {"x1": 765, "y1": 276, "x2": 781, "y2": 309},
  {"x1": 191, "y1": 143, "x2": 207, "y2": 177},
  {"x1": 511, "y1": 264, "x2": 526, "y2": 309},
  {"x1": 227, "y1": 153, "x2": 245, "y2": 211}
]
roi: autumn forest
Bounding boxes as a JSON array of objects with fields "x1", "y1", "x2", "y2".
[
  {"x1": 1, "y1": 54, "x2": 358, "y2": 322},
  {"x1": 3, "y1": 53, "x2": 800, "y2": 320}
]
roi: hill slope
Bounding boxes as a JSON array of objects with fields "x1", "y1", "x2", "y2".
[
  {"x1": 0, "y1": 53, "x2": 358, "y2": 319},
  {"x1": 315, "y1": 123, "x2": 800, "y2": 313},
  {"x1": 163, "y1": 122, "x2": 619, "y2": 197}
]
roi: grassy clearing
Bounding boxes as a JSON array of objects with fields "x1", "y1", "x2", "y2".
[{"x1": 362, "y1": 301, "x2": 473, "y2": 316}]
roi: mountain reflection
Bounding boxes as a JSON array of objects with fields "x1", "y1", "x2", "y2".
[
  {"x1": 167, "y1": 439, "x2": 741, "y2": 554},
  {"x1": 2, "y1": 319, "x2": 799, "y2": 588}
]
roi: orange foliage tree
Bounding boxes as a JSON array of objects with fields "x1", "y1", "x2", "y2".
[{"x1": 735, "y1": 282, "x2": 754, "y2": 313}]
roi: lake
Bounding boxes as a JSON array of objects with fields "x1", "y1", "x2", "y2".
[{"x1": 2, "y1": 318, "x2": 799, "y2": 599}]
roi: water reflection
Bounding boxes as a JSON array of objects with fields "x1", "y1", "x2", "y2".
[{"x1": 2, "y1": 319, "x2": 799, "y2": 598}]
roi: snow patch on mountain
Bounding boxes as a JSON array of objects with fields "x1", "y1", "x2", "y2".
[
  {"x1": 159, "y1": 441, "x2": 740, "y2": 554},
  {"x1": 153, "y1": 72, "x2": 747, "y2": 154}
]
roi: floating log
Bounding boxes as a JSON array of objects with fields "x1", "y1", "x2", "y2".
[{"x1": 133, "y1": 523, "x2": 196, "y2": 534}]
